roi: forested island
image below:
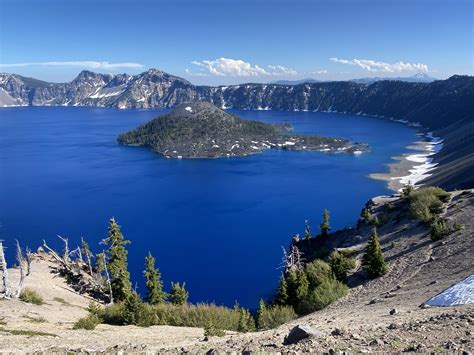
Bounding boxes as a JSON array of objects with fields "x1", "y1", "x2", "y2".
[{"x1": 117, "y1": 102, "x2": 367, "y2": 159}]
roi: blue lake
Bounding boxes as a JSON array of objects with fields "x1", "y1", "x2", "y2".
[{"x1": 0, "y1": 107, "x2": 418, "y2": 307}]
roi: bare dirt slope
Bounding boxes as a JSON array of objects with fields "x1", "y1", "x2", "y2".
[{"x1": 0, "y1": 190, "x2": 473, "y2": 353}]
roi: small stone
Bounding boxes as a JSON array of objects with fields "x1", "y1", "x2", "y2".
[
  {"x1": 203, "y1": 336, "x2": 209, "y2": 342},
  {"x1": 429, "y1": 256, "x2": 435, "y2": 262},
  {"x1": 331, "y1": 328, "x2": 344, "y2": 336},
  {"x1": 389, "y1": 308, "x2": 398, "y2": 315},
  {"x1": 429, "y1": 280, "x2": 438, "y2": 285},
  {"x1": 387, "y1": 323, "x2": 398, "y2": 330},
  {"x1": 416, "y1": 343, "x2": 427, "y2": 351},
  {"x1": 369, "y1": 299, "x2": 378, "y2": 305},
  {"x1": 445, "y1": 341, "x2": 458, "y2": 350},
  {"x1": 369, "y1": 338, "x2": 384, "y2": 346}
]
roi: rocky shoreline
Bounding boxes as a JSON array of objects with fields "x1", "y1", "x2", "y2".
[{"x1": 370, "y1": 132, "x2": 443, "y2": 191}]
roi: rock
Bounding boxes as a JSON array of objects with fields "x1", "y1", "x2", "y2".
[
  {"x1": 461, "y1": 351, "x2": 471, "y2": 355},
  {"x1": 429, "y1": 280, "x2": 439, "y2": 285},
  {"x1": 416, "y1": 343, "x2": 427, "y2": 351},
  {"x1": 331, "y1": 328, "x2": 344, "y2": 336},
  {"x1": 429, "y1": 256, "x2": 435, "y2": 262},
  {"x1": 206, "y1": 349, "x2": 220, "y2": 355},
  {"x1": 389, "y1": 308, "x2": 398, "y2": 315},
  {"x1": 387, "y1": 323, "x2": 398, "y2": 330},
  {"x1": 369, "y1": 338, "x2": 384, "y2": 346},
  {"x1": 203, "y1": 336, "x2": 209, "y2": 342},
  {"x1": 444, "y1": 341, "x2": 458, "y2": 350},
  {"x1": 284, "y1": 325, "x2": 326, "y2": 345},
  {"x1": 369, "y1": 298, "x2": 378, "y2": 305},
  {"x1": 420, "y1": 303, "x2": 431, "y2": 309}
]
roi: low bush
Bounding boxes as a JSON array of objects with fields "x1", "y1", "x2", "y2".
[
  {"x1": 100, "y1": 300, "x2": 255, "y2": 331},
  {"x1": 408, "y1": 187, "x2": 450, "y2": 222},
  {"x1": 430, "y1": 217, "x2": 452, "y2": 241},
  {"x1": 304, "y1": 259, "x2": 334, "y2": 288},
  {"x1": 19, "y1": 288, "x2": 44, "y2": 305},
  {"x1": 73, "y1": 314, "x2": 101, "y2": 330},
  {"x1": 204, "y1": 320, "x2": 225, "y2": 337},
  {"x1": 328, "y1": 250, "x2": 356, "y2": 281},
  {"x1": 298, "y1": 278, "x2": 348, "y2": 314},
  {"x1": 257, "y1": 304, "x2": 296, "y2": 330}
]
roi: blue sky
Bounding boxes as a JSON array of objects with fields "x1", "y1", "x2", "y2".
[{"x1": 0, "y1": 0, "x2": 472, "y2": 85}]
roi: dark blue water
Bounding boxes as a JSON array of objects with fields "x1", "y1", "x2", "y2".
[{"x1": 0, "y1": 107, "x2": 418, "y2": 307}]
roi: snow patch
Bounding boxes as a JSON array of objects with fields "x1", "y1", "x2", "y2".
[
  {"x1": 426, "y1": 274, "x2": 474, "y2": 307},
  {"x1": 185, "y1": 106, "x2": 193, "y2": 112}
]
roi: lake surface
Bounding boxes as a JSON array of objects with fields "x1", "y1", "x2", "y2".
[{"x1": 0, "y1": 106, "x2": 418, "y2": 307}]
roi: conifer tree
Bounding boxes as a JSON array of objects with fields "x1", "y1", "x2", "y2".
[
  {"x1": 101, "y1": 217, "x2": 132, "y2": 302},
  {"x1": 143, "y1": 252, "x2": 166, "y2": 304},
  {"x1": 275, "y1": 274, "x2": 289, "y2": 305},
  {"x1": 363, "y1": 226, "x2": 388, "y2": 277},
  {"x1": 319, "y1": 209, "x2": 331, "y2": 237},
  {"x1": 286, "y1": 269, "x2": 299, "y2": 307},
  {"x1": 170, "y1": 282, "x2": 188, "y2": 305}
]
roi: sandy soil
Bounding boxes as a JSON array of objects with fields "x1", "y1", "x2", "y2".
[{"x1": 0, "y1": 191, "x2": 472, "y2": 353}]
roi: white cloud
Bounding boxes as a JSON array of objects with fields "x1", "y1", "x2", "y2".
[
  {"x1": 267, "y1": 65, "x2": 298, "y2": 75},
  {"x1": 330, "y1": 57, "x2": 429, "y2": 73},
  {"x1": 189, "y1": 58, "x2": 297, "y2": 77},
  {"x1": 313, "y1": 69, "x2": 328, "y2": 74},
  {"x1": 0, "y1": 61, "x2": 144, "y2": 69},
  {"x1": 185, "y1": 68, "x2": 209, "y2": 77}
]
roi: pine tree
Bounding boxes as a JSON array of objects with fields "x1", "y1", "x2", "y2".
[
  {"x1": 143, "y1": 252, "x2": 166, "y2": 304},
  {"x1": 304, "y1": 220, "x2": 311, "y2": 240},
  {"x1": 361, "y1": 208, "x2": 372, "y2": 224},
  {"x1": 363, "y1": 226, "x2": 388, "y2": 277},
  {"x1": 275, "y1": 274, "x2": 289, "y2": 305},
  {"x1": 100, "y1": 217, "x2": 132, "y2": 302},
  {"x1": 286, "y1": 269, "x2": 299, "y2": 307},
  {"x1": 319, "y1": 209, "x2": 331, "y2": 237},
  {"x1": 170, "y1": 282, "x2": 188, "y2": 305}
]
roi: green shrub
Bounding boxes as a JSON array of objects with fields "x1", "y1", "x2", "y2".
[
  {"x1": 329, "y1": 250, "x2": 356, "y2": 281},
  {"x1": 257, "y1": 304, "x2": 296, "y2": 330},
  {"x1": 122, "y1": 292, "x2": 157, "y2": 327},
  {"x1": 101, "y1": 302, "x2": 126, "y2": 325},
  {"x1": 19, "y1": 288, "x2": 44, "y2": 305},
  {"x1": 408, "y1": 187, "x2": 450, "y2": 222},
  {"x1": 430, "y1": 217, "x2": 452, "y2": 241},
  {"x1": 304, "y1": 259, "x2": 334, "y2": 288},
  {"x1": 237, "y1": 307, "x2": 256, "y2": 332},
  {"x1": 154, "y1": 303, "x2": 243, "y2": 331},
  {"x1": 73, "y1": 314, "x2": 101, "y2": 330},
  {"x1": 298, "y1": 279, "x2": 348, "y2": 314},
  {"x1": 204, "y1": 320, "x2": 225, "y2": 337}
]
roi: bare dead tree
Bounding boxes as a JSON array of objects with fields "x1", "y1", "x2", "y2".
[
  {"x1": 0, "y1": 241, "x2": 13, "y2": 298},
  {"x1": 101, "y1": 251, "x2": 113, "y2": 304},
  {"x1": 81, "y1": 237, "x2": 94, "y2": 276},
  {"x1": 25, "y1": 246, "x2": 32, "y2": 276},
  {"x1": 42, "y1": 239, "x2": 71, "y2": 271},
  {"x1": 57, "y1": 235, "x2": 70, "y2": 263},
  {"x1": 14, "y1": 240, "x2": 25, "y2": 297},
  {"x1": 280, "y1": 244, "x2": 305, "y2": 271}
]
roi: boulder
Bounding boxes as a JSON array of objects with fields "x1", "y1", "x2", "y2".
[{"x1": 284, "y1": 325, "x2": 325, "y2": 345}]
